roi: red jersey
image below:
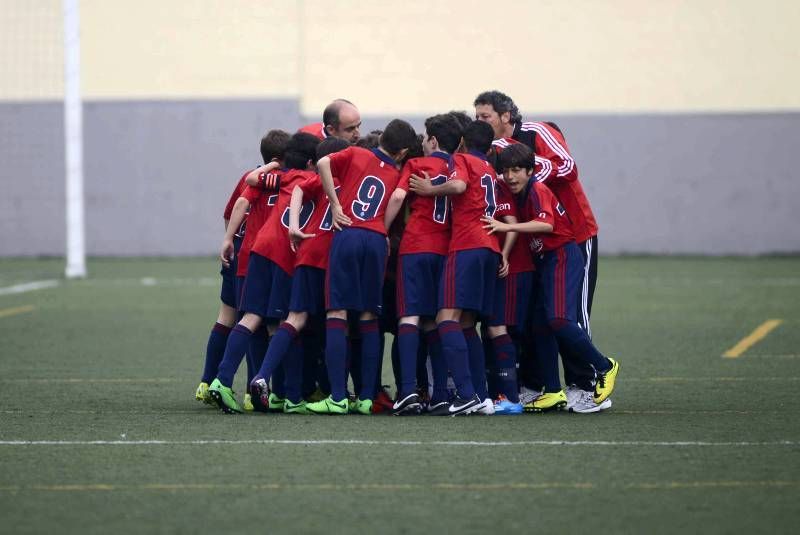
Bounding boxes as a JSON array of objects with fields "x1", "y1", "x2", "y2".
[
  {"x1": 223, "y1": 171, "x2": 250, "y2": 238},
  {"x1": 295, "y1": 174, "x2": 341, "y2": 270},
  {"x1": 396, "y1": 152, "x2": 452, "y2": 256},
  {"x1": 448, "y1": 151, "x2": 501, "y2": 254},
  {"x1": 519, "y1": 181, "x2": 575, "y2": 254},
  {"x1": 328, "y1": 146, "x2": 401, "y2": 236},
  {"x1": 251, "y1": 169, "x2": 316, "y2": 276},
  {"x1": 494, "y1": 180, "x2": 534, "y2": 274},
  {"x1": 236, "y1": 184, "x2": 279, "y2": 277},
  {"x1": 298, "y1": 122, "x2": 327, "y2": 140}
]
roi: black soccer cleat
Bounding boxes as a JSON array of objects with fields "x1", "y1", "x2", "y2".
[{"x1": 391, "y1": 393, "x2": 422, "y2": 416}]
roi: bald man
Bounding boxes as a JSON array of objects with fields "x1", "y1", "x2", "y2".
[{"x1": 299, "y1": 99, "x2": 362, "y2": 143}]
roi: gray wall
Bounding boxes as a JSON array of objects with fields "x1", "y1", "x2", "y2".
[{"x1": 1, "y1": 100, "x2": 798, "y2": 256}]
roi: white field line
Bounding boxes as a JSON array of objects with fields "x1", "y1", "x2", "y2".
[
  {"x1": 0, "y1": 439, "x2": 797, "y2": 447},
  {"x1": 0, "y1": 280, "x2": 59, "y2": 296}
]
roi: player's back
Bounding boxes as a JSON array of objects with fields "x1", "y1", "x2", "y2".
[
  {"x1": 295, "y1": 174, "x2": 341, "y2": 270},
  {"x1": 399, "y1": 153, "x2": 451, "y2": 256},
  {"x1": 448, "y1": 151, "x2": 500, "y2": 254}
]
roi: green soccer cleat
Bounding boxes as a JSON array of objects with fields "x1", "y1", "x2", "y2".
[
  {"x1": 594, "y1": 357, "x2": 620, "y2": 404},
  {"x1": 195, "y1": 382, "x2": 213, "y2": 404},
  {"x1": 306, "y1": 396, "x2": 349, "y2": 415},
  {"x1": 306, "y1": 388, "x2": 326, "y2": 403},
  {"x1": 243, "y1": 393, "x2": 254, "y2": 412},
  {"x1": 524, "y1": 390, "x2": 567, "y2": 413},
  {"x1": 268, "y1": 393, "x2": 286, "y2": 413},
  {"x1": 283, "y1": 399, "x2": 309, "y2": 415},
  {"x1": 352, "y1": 398, "x2": 373, "y2": 415},
  {"x1": 208, "y1": 378, "x2": 243, "y2": 414}
]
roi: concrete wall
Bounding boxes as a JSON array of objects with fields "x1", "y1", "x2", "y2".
[{"x1": 1, "y1": 0, "x2": 798, "y2": 256}]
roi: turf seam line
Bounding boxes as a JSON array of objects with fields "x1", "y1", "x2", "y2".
[
  {"x1": 0, "y1": 440, "x2": 797, "y2": 447},
  {"x1": 0, "y1": 305, "x2": 35, "y2": 319},
  {"x1": 723, "y1": 319, "x2": 784, "y2": 358},
  {"x1": 0, "y1": 280, "x2": 59, "y2": 296}
]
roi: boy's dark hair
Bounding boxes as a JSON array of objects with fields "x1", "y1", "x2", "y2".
[
  {"x1": 462, "y1": 120, "x2": 495, "y2": 155},
  {"x1": 545, "y1": 121, "x2": 563, "y2": 134},
  {"x1": 447, "y1": 110, "x2": 473, "y2": 131},
  {"x1": 379, "y1": 119, "x2": 417, "y2": 156},
  {"x1": 322, "y1": 98, "x2": 355, "y2": 129},
  {"x1": 424, "y1": 114, "x2": 462, "y2": 154},
  {"x1": 355, "y1": 130, "x2": 382, "y2": 149},
  {"x1": 499, "y1": 143, "x2": 535, "y2": 171},
  {"x1": 316, "y1": 137, "x2": 350, "y2": 160},
  {"x1": 473, "y1": 90, "x2": 522, "y2": 125},
  {"x1": 284, "y1": 132, "x2": 321, "y2": 169},
  {"x1": 405, "y1": 134, "x2": 424, "y2": 160},
  {"x1": 260, "y1": 129, "x2": 291, "y2": 163}
]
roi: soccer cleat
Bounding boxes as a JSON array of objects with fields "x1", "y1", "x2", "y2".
[
  {"x1": 249, "y1": 377, "x2": 270, "y2": 413},
  {"x1": 524, "y1": 390, "x2": 567, "y2": 413},
  {"x1": 306, "y1": 387, "x2": 326, "y2": 403},
  {"x1": 392, "y1": 393, "x2": 422, "y2": 415},
  {"x1": 519, "y1": 386, "x2": 543, "y2": 406},
  {"x1": 208, "y1": 378, "x2": 243, "y2": 414},
  {"x1": 195, "y1": 382, "x2": 212, "y2": 404},
  {"x1": 594, "y1": 357, "x2": 620, "y2": 404},
  {"x1": 283, "y1": 399, "x2": 309, "y2": 415},
  {"x1": 447, "y1": 394, "x2": 481, "y2": 416},
  {"x1": 567, "y1": 387, "x2": 612, "y2": 413},
  {"x1": 243, "y1": 393, "x2": 254, "y2": 412},
  {"x1": 306, "y1": 395, "x2": 349, "y2": 415},
  {"x1": 476, "y1": 397, "x2": 495, "y2": 415},
  {"x1": 373, "y1": 386, "x2": 395, "y2": 414},
  {"x1": 352, "y1": 398, "x2": 373, "y2": 415},
  {"x1": 426, "y1": 400, "x2": 451, "y2": 416},
  {"x1": 493, "y1": 394, "x2": 523, "y2": 415},
  {"x1": 268, "y1": 393, "x2": 286, "y2": 413}
]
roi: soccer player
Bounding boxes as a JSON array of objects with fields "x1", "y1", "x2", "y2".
[
  {"x1": 306, "y1": 119, "x2": 417, "y2": 415},
  {"x1": 475, "y1": 90, "x2": 604, "y2": 412},
  {"x1": 386, "y1": 113, "x2": 461, "y2": 414},
  {"x1": 248, "y1": 136, "x2": 351, "y2": 414},
  {"x1": 409, "y1": 120, "x2": 501, "y2": 416},
  {"x1": 195, "y1": 129, "x2": 289, "y2": 406},
  {"x1": 299, "y1": 99, "x2": 362, "y2": 143},
  {"x1": 482, "y1": 143, "x2": 619, "y2": 411},
  {"x1": 207, "y1": 133, "x2": 321, "y2": 413}
]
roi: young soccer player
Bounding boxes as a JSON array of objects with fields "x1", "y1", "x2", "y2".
[
  {"x1": 387, "y1": 113, "x2": 462, "y2": 414},
  {"x1": 306, "y1": 119, "x2": 417, "y2": 415},
  {"x1": 195, "y1": 129, "x2": 289, "y2": 406},
  {"x1": 482, "y1": 143, "x2": 619, "y2": 411},
  {"x1": 248, "y1": 136, "x2": 351, "y2": 414},
  {"x1": 409, "y1": 120, "x2": 501, "y2": 416},
  {"x1": 207, "y1": 132, "x2": 321, "y2": 413}
]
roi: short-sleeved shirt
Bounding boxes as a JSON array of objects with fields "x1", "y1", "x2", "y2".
[
  {"x1": 236, "y1": 183, "x2": 280, "y2": 277},
  {"x1": 223, "y1": 171, "x2": 251, "y2": 238},
  {"x1": 328, "y1": 146, "x2": 401, "y2": 236},
  {"x1": 495, "y1": 180, "x2": 535, "y2": 274},
  {"x1": 448, "y1": 151, "x2": 501, "y2": 254},
  {"x1": 251, "y1": 169, "x2": 317, "y2": 276},
  {"x1": 396, "y1": 152, "x2": 452, "y2": 256},
  {"x1": 295, "y1": 174, "x2": 341, "y2": 270},
  {"x1": 519, "y1": 181, "x2": 575, "y2": 254}
]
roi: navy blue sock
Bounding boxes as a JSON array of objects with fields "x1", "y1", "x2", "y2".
[
  {"x1": 416, "y1": 336, "x2": 429, "y2": 392},
  {"x1": 246, "y1": 325, "x2": 268, "y2": 385},
  {"x1": 482, "y1": 332, "x2": 498, "y2": 399},
  {"x1": 492, "y1": 334, "x2": 519, "y2": 403},
  {"x1": 201, "y1": 322, "x2": 230, "y2": 383},
  {"x1": 257, "y1": 322, "x2": 298, "y2": 381},
  {"x1": 550, "y1": 319, "x2": 611, "y2": 373},
  {"x1": 426, "y1": 330, "x2": 448, "y2": 403},
  {"x1": 533, "y1": 324, "x2": 562, "y2": 392},
  {"x1": 390, "y1": 335, "x2": 400, "y2": 394},
  {"x1": 463, "y1": 327, "x2": 487, "y2": 399},
  {"x1": 216, "y1": 324, "x2": 253, "y2": 387},
  {"x1": 397, "y1": 323, "x2": 420, "y2": 398},
  {"x1": 437, "y1": 321, "x2": 475, "y2": 399},
  {"x1": 325, "y1": 318, "x2": 348, "y2": 401},
  {"x1": 358, "y1": 319, "x2": 381, "y2": 400},
  {"x1": 283, "y1": 337, "x2": 304, "y2": 403},
  {"x1": 272, "y1": 361, "x2": 286, "y2": 398}
]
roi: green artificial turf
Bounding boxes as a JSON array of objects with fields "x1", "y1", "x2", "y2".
[{"x1": 0, "y1": 257, "x2": 799, "y2": 534}]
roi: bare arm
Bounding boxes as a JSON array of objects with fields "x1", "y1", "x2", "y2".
[
  {"x1": 481, "y1": 216, "x2": 553, "y2": 235},
  {"x1": 496, "y1": 215, "x2": 518, "y2": 278},
  {"x1": 220, "y1": 196, "x2": 250, "y2": 267},
  {"x1": 317, "y1": 156, "x2": 351, "y2": 230},
  {"x1": 384, "y1": 188, "x2": 407, "y2": 230},
  {"x1": 288, "y1": 185, "x2": 316, "y2": 252},
  {"x1": 244, "y1": 161, "x2": 281, "y2": 188},
  {"x1": 409, "y1": 172, "x2": 466, "y2": 197}
]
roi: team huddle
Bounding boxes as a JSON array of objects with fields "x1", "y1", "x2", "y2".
[{"x1": 195, "y1": 90, "x2": 620, "y2": 416}]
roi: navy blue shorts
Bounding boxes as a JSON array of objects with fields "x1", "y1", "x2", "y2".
[
  {"x1": 235, "y1": 276, "x2": 245, "y2": 310},
  {"x1": 488, "y1": 270, "x2": 535, "y2": 327},
  {"x1": 239, "y1": 252, "x2": 292, "y2": 320},
  {"x1": 396, "y1": 253, "x2": 445, "y2": 318},
  {"x1": 289, "y1": 266, "x2": 326, "y2": 315},
  {"x1": 439, "y1": 248, "x2": 499, "y2": 316},
  {"x1": 535, "y1": 242, "x2": 582, "y2": 322},
  {"x1": 219, "y1": 236, "x2": 242, "y2": 307},
  {"x1": 326, "y1": 227, "x2": 388, "y2": 314}
]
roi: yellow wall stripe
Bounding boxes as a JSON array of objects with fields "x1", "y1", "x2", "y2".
[{"x1": 723, "y1": 319, "x2": 783, "y2": 358}]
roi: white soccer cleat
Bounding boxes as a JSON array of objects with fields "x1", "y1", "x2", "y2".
[
  {"x1": 519, "y1": 386, "x2": 543, "y2": 406},
  {"x1": 476, "y1": 397, "x2": 495, "y2": 415},
  {"x1": 568, "y1": 388, "x2": 612, "y2": 414}
]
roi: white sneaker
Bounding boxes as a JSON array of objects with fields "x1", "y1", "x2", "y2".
[
  {"x1": 476, "y1": 397, "x2": 495, "y2": 415},
  {"x1": 519, "y1": 386, "x2": 543, "y2": 405},
  {"x1": 568, "y1": 388, "x2": 612, "y2": 413}
]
